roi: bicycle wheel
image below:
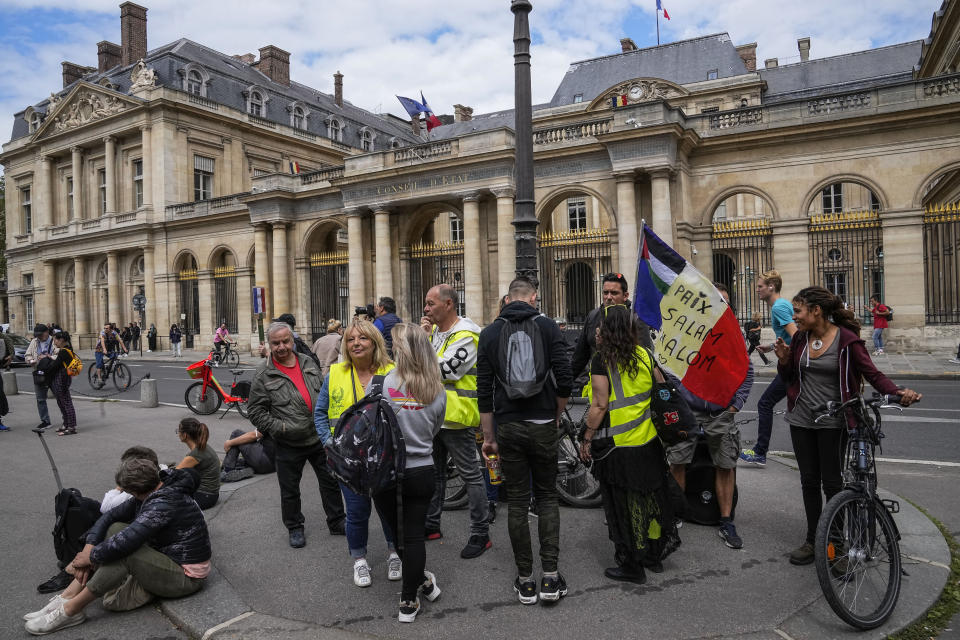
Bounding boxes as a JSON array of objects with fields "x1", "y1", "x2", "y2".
[
  {"x1": 443, "y1": 453, "x2": 469, "y2": 510},
  {"x1": 235, "y1": 399, "x2": 249, "y2": 418},
  {"x1": 185, "y1": 381, "x2": 222, "y2": 415},
  {"x1": 555, "y1": 431, "x2": 602, "y2": 507},
  {"x1": 815, "y1": 489, "x2": 902, "y2": 630},
  {"x1": 112, "y1": 363, "x2": 132, "y2": 391},
  {"x1": 226, "y1": 349, "x2": 240, "y2": 368},
  {"x1": 87, "y1": 364, "x2": 107, "y2": 390}
]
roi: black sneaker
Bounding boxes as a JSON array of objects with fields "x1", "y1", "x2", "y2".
[
  {"x1": 539, "y1": 573, "x2": 568, "y2": 602},
  {"x1": 514, "y1": 577, "x2": 538, "y2": 605},
  {"x1": 460, "y1": 534, "x2": 492, "y2": 559},
  {"x1": 36, "y1": 570, "x2": 72, "y2": 594},
  {"x1": 420, "y1": 570, "x2": 441, "y2": 602},
  {"x1": 288, "y1": 528, "x2": 306, "y2": 548},
  {"x1": 718, "y1": 521, "x2": 743, "y2": 549},
  {"x1": 329, "y1": 521, "x2": 346, "y2": 536},
  {"x1": 222, "y1": 467, "x2": 254, "y2": 483},
  {"x1": 487, "y1": 501, "x2": 497, "y2": 524}
]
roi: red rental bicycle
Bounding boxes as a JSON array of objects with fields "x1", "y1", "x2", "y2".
[{"x1": 184, "y1": 354, "x2": 250, "y2": 418}]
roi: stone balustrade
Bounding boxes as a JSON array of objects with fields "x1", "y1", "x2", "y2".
[
  {"x1": 708, "y1": 107, "x2": 764, "y2": 130},
  {"x1": 533, "y1": 118, "x2": 613, "y2": 145},
  {"x1": 394, "y1": 140, "x2": 453, "y2": 162},
  {"x1": 807, "y1": 93, "x2": 871, "y2": 115}
]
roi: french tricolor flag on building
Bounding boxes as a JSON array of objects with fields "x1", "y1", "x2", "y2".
[{"x1": 656, "y1": 0, "x2": 670, "y2": 20}]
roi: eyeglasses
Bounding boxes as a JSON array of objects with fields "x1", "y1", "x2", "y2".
[{"x1": 603, "y1": 303, "x2": 628, "y2": 317}]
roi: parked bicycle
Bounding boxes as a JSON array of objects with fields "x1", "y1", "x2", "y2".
[
  {"x1": 88, "y1": 352, "x2": 132, "y2": 392},
  {"x1": 211, "y1": 341, "x2": 240, "y2": 368},
  {"x1": 813, "y1": 392, "x2": 909, "y2": 630},
  {"x1": 184, "y1": 355, "x2": 250, "y2": 418},
  {"x1": 442, "y1": 400, "x2": 601, "y2": 510}
]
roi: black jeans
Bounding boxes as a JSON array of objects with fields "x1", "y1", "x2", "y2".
[
  {"x1": 498, "y1": 420, "x2": 560, "y2": 576},
  {"x1": 790, "y1": 425, "x2": 848, "y2": 543},
  {"x1": 223, "y1": 429, "x2": 275, "y2": 474},
  {"x1": 194, "y1": 490, "x2": 219, "y2": 510},
  {"x1": 755, "y1": 374, "x2": 787, "y2": 456},
  {"x1": 373, "y1": 465, "x2": 435, "y2": 601},
  {"x1": 273, "y1": 440, "x2": 345, "y2": 532}
]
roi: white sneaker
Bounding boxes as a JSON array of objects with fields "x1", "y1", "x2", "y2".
[
  {"x1": 387, "y1": 552, "x2": 402, "y2": 581},
  {"x1": 420, "y1": 570, "x2": 441, "y2": 601},
  {"x1": 948, "y1": 358, "x2": 960, "y2": 365},
  {"x1": 353, "y1": 559, "x2": 371, "y2": 587},
  {"x1": 24, "y1": 594, "x2": 69, "y2": 621},
  {"x1": 24, "y1": 603, "x2": 85, "y2": 635},
  {"x1": 398, "y1": 597, "x2": 421, "y2": 623}
]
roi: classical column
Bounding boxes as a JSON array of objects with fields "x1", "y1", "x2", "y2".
[
  {"x1": 272, "y1": 222, "x2": 290, "y2": 314},
  {"x1": 615, "y1": 172, "x2": 639, "y2": 280},
  {"x1": 198, "y1": 270, "x2": 214, "y2": 344},
  {"x1": 42, "y1": 156, "x2": 55, "y2": 228},
  {"x1": 107, "y1": 251, "x2": 121, "y2": 323},
  {"x1": 139, "y1": 126, "x2": 152, "y2": 207},
  {"x1": 650, "y1": 170, "x2": 673, "y2": 245},
  {"x1": 71, "y1": 147, "x2": 84, "y2": 220},
  {"x1": 104, "y1": 136, "x2": 117, "y2": 214},
  {"x1": 42, "y1": 260, "x2": 57, "y2": 323},
  {"x1": 347, "y1": 210, "x2": 367, "y2": 313},
  {"x1": 143, "y1": 246, "x2": 155, "y2": 328},
  {"x1": 461, "y1": 192, "x2": 483, "y2": 320},
  {"x1": 253, "y1": 223, "x2": 270, "y2": 317},
  {"x1": 373, "y1": 206, "x2": 393, "y2": 301},
  {"x1": 493, "y1": 187, "x2": 516, "y2": 299},
  {"x1": 236, "y1": 267, "x2": 253, "y2": 343},
  {"x1": 73, "y1": 257, "x2": 88, "y2": 335}
]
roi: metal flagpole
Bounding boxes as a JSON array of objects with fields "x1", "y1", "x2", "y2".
[{"x1": 657, "y1": 10, "x2": 660, "y2": 45}]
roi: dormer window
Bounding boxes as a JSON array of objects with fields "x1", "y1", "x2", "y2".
[
  {"x1": 187, "y1": 70, "x2": 203, "y2": 95},
  {"x1": 707, "y1": 69, "x2": 719, "y2": 80},
  {"x1": 359, "y1": 126, "x2": 376, "y2": 151},
  {"x1": 29, "y1": 111, "x2": 41, "y2": 133},
  {"x1": 293, "y1": 107, "x2": 304, "y2": 129},
  {"x1": 180, "y1": 63, "x2": 210, "y2": 97},
  {"x1": 326, "y1": 117, "x2": 343, "y2": 142},
  {"x1": 249, "y1": 91, "x2": 263, "y2": 116}
]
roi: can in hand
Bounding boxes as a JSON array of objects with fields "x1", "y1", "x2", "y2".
[{"x1": 486, "y1": 454, "x2": 503, "y2": 485}]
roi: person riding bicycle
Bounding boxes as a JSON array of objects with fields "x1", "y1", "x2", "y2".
[
  {"x1": 773, "y1": 286, "x2": 921, "y2": 566},
  {"x1": 94, "y1": 323, "x2": 126, "y2": 382},
  {"x1": 213, "y1": 323, "x2": 232, "y2": 366}
]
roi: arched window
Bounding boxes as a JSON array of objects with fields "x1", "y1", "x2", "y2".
[
  {"x1": 359, "y1": 126, "x2": 376, "y2": 151},
  {"x1": 293, "y1": 106, "x2": 305, "y2": 129},
  {"x1": 327, "y1": 117, "x2": 343, "y2": 142},
  {"x1": 29, "y1": 111, "x2": 42, "y2": 133},
  {"x1": 187, "y1": 70, "x2": 203, "y2": 95},
  {"x1": 249, "y1": 90, "x2": 263, "y2": 117}
]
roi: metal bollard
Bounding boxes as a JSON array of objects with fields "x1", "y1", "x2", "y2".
[
  {"x1": 1, "y1": 370, "x2": 18, "y2": 395},
  {"x1": 140, "y1": 376, "x2": 158, "y2": 408}
]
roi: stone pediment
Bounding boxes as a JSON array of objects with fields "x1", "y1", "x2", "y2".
[
  {"x1": 33, "y1": 82, "x2": 141, "y2": 140},
  {"x1": 588, "y1": 78, "x2": 688, "y2": 111}
]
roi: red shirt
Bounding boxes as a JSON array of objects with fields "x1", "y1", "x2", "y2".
[
  {"x1": 273, "y1": 358, "x2": 312, "y2": 407},
  {"x1": 871, "y1": 304, "x2": 889, "y2": 329}
]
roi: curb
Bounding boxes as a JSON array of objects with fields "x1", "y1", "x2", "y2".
[{"x1": 752, "y1": 369, "x2": 960, "y2": 381}]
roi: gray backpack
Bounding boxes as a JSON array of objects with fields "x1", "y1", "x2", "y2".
[{"x1": 495, "y1": 316, "x2": 549, "y2": 399}]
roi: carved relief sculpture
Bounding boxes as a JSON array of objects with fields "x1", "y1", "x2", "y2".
[
  {"x1": 599, "y1": 79, "x2": 685, "y2": 108},
  {"x1": 52, "y1": 91, "x2": 128, "y2": 132},
  {"x1": 129, "y1": 59, "x2": 158, "y2": 92}
]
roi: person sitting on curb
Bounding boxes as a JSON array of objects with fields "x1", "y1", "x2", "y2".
[
  {"x1": 23, "y1": 458, "x2": 211, "y2": 635},
  {"x1": 221, "y1": 427, "x2": 276, "y2": 482},
  {"x1": 174, "y1": 418, "x2": 221, "y2": 510}
]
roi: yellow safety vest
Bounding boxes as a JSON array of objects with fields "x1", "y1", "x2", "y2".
[
  {"x1": 327, "y1": 361, "x2": 395, "y2": 432},
  {"x1": 601, "y1": 346, "x2": 657, "y2": 447},
  {"x1": 436, "y1": 328, "x2": 479, "y2": 428}
]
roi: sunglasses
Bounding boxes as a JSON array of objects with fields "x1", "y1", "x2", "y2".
[{"x1": 603, "y1": 303, "x2": 629, "y2": 317}]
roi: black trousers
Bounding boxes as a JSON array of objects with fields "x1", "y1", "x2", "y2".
[
  {"x1": 274, "y1": 440, "x2": 345, "y2": 532},
  {"x1": 789, "y1": 425, "x2": 848, "y2": 543},
  {"x1": 373, "y1": 465, "x2": 435, "y2": 601}
]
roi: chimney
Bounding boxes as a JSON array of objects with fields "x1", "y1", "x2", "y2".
[
  {"x1": 334, "y1": 71, "x2": 343, "y2": 107},
  {"x1": 97, "y1": 41, "x2": 122, "y2": 72},
  {"x1": 233, "y1": 53, "x2": 256, "y2": 64},
  {"x1": 764, "y1": 58, "x2": 779, "y2": 69},
  {"x1": 120, "y1": 2, "x2": 148, "y2": 66},
  {"x1": 454, "y1": 104, "x2": 473, "y2": 122},
  {"x1": 735, "y1": 43, "x2": 757, "y2": 72},
  {"x1": 258, "y1": 45, "x2": 290, "y2": 86},
  {"x1": 411, "y1": 116, "x2": 422, "y2": 137},
  {"x1": 620, "y1": 38, "x2": 638, "y2": 52},
  {"x1": 798, "y1": 37, "x2": 811, "y2": 62},
  {"x1": 62, "y1": 61, "x2": 95, "y2": 88}
]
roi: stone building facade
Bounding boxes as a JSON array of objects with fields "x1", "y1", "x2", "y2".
[{"x1": 3, "y1": 1, "x2": 960, "y2": 350}]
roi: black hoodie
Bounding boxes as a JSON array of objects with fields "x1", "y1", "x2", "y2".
[{"x1": 477, "y1": 301, "x2": 573, "y2": 422}]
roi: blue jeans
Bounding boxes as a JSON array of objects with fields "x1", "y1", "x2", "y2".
[
  {"x1": 340, "y1": 482, "x2": 395, "y2": 559},
  {"x1": 872, "y1": 328, "x2": 884, "y2": 351},
  {"x1": 755, "y1": 373, "x2": 787, "y2": 457},
  {"x1": 34, "y1": 381, "x2": 50, "y2": 424}
]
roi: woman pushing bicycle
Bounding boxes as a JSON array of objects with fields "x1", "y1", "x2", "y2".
[{"x1": 774, "y1": 286, "x2": 920, "y2": 567}]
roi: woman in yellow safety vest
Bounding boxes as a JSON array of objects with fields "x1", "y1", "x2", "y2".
[
  {"x1": 314, "y1": 317, "x2": 395, "y2": 589},
  {"x1": 579, "y1": 304, "x2": 680, "y2": 585}
]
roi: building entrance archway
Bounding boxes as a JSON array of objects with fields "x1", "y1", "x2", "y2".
[{"x1": 306, "y1": 222, "x2": 348, "y2": 341}]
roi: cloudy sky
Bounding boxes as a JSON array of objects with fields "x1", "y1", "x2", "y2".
[{"x1": 0, "y1": 0, "x2": 939, "y2": 154}]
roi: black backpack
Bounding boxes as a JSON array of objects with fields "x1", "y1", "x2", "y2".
[
  {"x1": 53, "y1": 488, "x2": 102, "y2": 568},
  {"x1": 326, "y1": 375, "x2": 406, "y2": 496},
  {"x1": 294, "y1": 336, "x2": 322, "y2": 369},
  {"x1": 678, "y1": 440, "x2": 739, "y2": 525},
  {"x1": 495, "y1": 316, "x2": 550, "y2": 399}
]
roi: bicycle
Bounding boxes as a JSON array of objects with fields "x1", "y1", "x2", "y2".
[
  {"x1": 184, "y1": 355, "x2": 250, "y2": 418},
  {"x1": 88, "y1": 352, "x2": 132, "y2": 392},
  {"x1": 211, "y1": 341, "x2": 240, "y2": 368},
  {"x1": 442, "y1": 401, "x2": 601, "y2": 510},
  {"x1": 812, "y1": 392, "x2": 908, "y2": 630}
]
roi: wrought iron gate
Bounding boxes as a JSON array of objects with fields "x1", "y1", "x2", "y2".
[
  {"x1": 309, "y1": 251, "x2": 349, "y2": 341},
  {"x1": 178, "y1": 269, "x2": 199, "y2": 348},
  {"x1": 923, "y1": 203, "x2": 960, "y2": 324},
  {"x1": 213, "y1": 266, "x2": 238, "y2": 332},
  {"x1": 408, "y1": 242, "x2": 466, "y2": 317},
  {"x1": 809, "y1": 210, "x2": 884, "y2": 326},
  {"x1": 537, "y1": 229, "x2": 611, "y2": 329},
  {"x1": 711, "y1": 218, "x2": 774, "y2": 324}
]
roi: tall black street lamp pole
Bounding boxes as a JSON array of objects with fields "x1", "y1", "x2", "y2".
[{"x1": 511, "y1": 0, "x2": 538, "y2": 285}]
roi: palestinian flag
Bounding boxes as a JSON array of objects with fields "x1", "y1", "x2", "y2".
[{"x1": 633, "y1": 224, "x2": 748, "y2": 407}]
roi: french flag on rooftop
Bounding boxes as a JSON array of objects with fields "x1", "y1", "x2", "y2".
[
  {"x1": 656, "y1": 0, "x2": 670, "y2": 20},
  {"x1": 396, "y1": 93, "x2": 443, "y2": 132}
]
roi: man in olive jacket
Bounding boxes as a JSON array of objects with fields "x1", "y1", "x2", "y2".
[{"x1": 248, "y1": 322, "x2": 345, "y2": 548}]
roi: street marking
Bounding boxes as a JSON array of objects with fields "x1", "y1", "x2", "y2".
[
  {"x1": 160, "y1": 402, "x2": 188, "y2": 409},
  {"x1": 876, "y1": 457, "x2": 960, "y2": 467},
  {"x1": 902, "y1": 554, "x2": 951, "y2": 571},
  {"x1": 201, "y1": 611, "x2": 255, "y2": 640},
  {"x1": 881, "y1": 415, "x2": 958, "y2": 423},
  {"x1": 773, "y1": 629, "x2": 797, "y2": 640}
]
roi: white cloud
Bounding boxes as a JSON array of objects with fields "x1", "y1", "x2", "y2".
[{"x1": 0, "y1": 0, "x2": 938, "y2": 158}]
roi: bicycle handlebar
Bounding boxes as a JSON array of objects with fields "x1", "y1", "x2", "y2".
[{"x1": 813, "y1": 392, "x2": 904, "y2": 423}]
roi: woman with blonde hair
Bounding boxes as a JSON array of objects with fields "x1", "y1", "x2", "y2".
[
  {"x1": 372, "y1": 323, "x2": 446, "y2": 622},
  {"x1": 314, "y1": 317, "x2": 397, "y2": 589},
  {"x1": 311, "y1": 318, "x2": 344, "y2": 377}
]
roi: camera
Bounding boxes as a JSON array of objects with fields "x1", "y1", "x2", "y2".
[{"x1": 354, "y1": 305, "x2": 374, "y2": 318}]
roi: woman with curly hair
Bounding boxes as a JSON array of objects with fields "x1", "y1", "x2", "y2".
[{"x1": 579, "y1": 304, "x2": 680, "y2": 584}]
